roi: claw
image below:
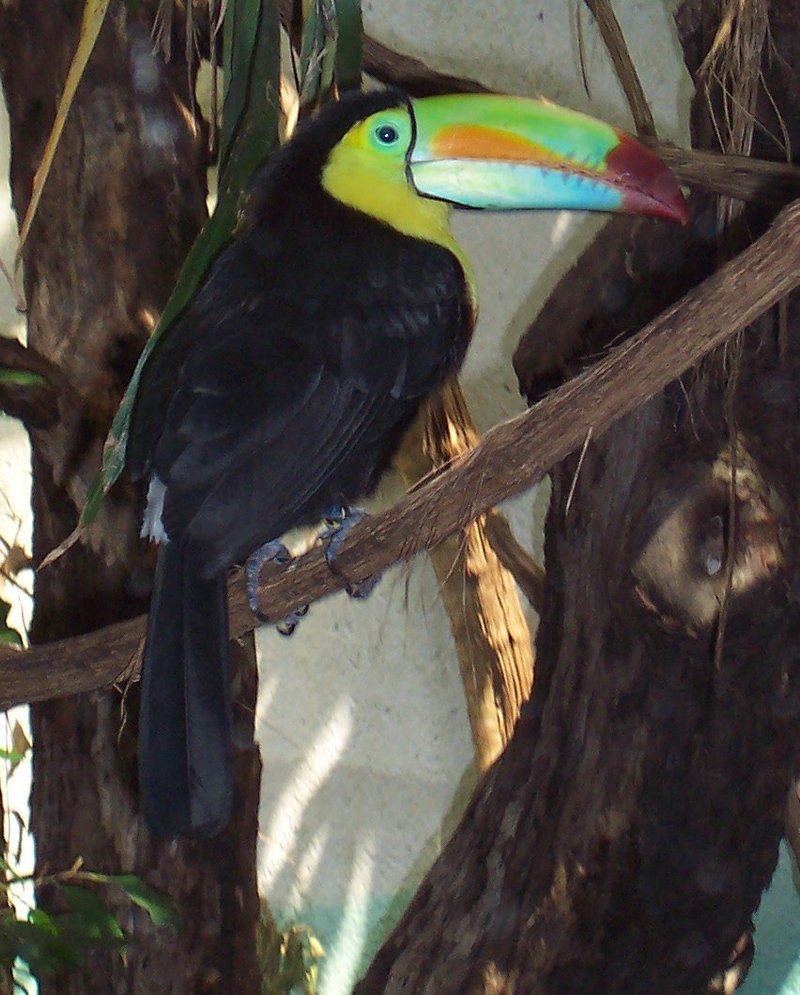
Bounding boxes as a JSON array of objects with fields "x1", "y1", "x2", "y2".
[
  {"x1": 246, "y1": 540, "x2": 308, "y2": 632},
  {"x1": 320, "y1": 506, "x2": 381, "y2": 599},
  {"x1": 275, "y1": 604, "x2": 309, "y2": 636}
]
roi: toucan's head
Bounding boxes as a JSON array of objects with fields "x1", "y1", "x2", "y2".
[
  {"x1": 253, "y1": 87, "x2": 687, "y2": 250},
  {"x1": 300, "y1": 88, "x2": 688, "y2": 229}
]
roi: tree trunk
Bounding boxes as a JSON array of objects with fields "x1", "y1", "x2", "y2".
[
  {"x1": 0, "y1": 2, "x2": 261, "y2": 991},
  {"x1": 356, "y1": 1, "x2": 800, "y2": 991}
]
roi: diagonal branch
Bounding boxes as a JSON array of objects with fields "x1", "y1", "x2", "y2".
[
  {"x1": 1, "y1": 199, "x2": 800, "y2": 711},
  {"x1": 583, "y1": 0, "x2": 656, "y2": 137}
]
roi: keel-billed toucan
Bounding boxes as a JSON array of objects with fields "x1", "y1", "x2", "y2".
[{"x1": 128, "y1": 88, "x2": 688, "y2": 838}]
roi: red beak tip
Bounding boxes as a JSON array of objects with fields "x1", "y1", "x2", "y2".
[
  {"x1": 651, "y1": 173, "x2": 691, "y2": 226},
  {"x1": 609, "y1": 134, "x2": 691, "y2": 226}
]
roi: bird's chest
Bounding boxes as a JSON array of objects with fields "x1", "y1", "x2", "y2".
[{"x1": 297, "y1": 226, "x2": 474, "y2": 401}]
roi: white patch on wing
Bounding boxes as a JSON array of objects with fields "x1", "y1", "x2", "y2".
[{"x1": 141, "y1": 476, "x2": 169, "y2": 544}]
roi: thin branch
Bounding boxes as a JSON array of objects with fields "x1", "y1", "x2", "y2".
[
  {"x1": 654, "y1": 141, "x2": 800, "y2": 204},
  {"x1": 362, "y1": 34, "x2": 488, "y2": 97},
  {"x1": 483, "y1": 511, "x2": 545, "y2": 614},
  {"x1": 583, "y1": 0, "x2": 656, "y2": 137},
  {"x1": 0, "y1": 200, "x2": 799, "y2": 710}
]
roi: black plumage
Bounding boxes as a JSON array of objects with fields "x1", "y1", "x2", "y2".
[{"x1": 128, "y1": 89, "x2": 474, "y2": 837}]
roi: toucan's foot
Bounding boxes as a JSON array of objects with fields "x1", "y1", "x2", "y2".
[
  {"x1": 321, "y1": 506, "x2": 381, "y2": 599},
  {"x1": 246, "y1": 540, "x2": 308, "y2": 633},
  {"x1": 275, "y1": 603, "x2": 309, "y2": 637}
]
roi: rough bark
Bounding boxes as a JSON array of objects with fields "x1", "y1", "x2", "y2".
[
  {"x1": 354, "y1": 2, "x2": 800, "y2": 992},
  {"x1": 0, "y1": 2, "x2": 260, "y2": 992},
  {"x1": 356, "y1": 351, "x2": 799, "y2": 993}
]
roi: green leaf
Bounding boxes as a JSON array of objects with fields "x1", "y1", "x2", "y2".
[
  {"x1": 6, "y1": 916, "x2": 85, "y2": 977},
  {"x1": 0, "y1": 600, "x2": 21, "y2": 648},
  {"x1": 333, "y1": 0, "x2": 362, "y2": 92},
  {"x1": 104, "y1": 874, "x2": 180, "y2": 929},
  {"x1": 220, "y1": 0, "x2": 269, "y2": 182},
  {"x1": 298, "y1": 0, "x2": 338, "y2": 108},
  {"x1": 58, "y1": 885, "x2": 127, "y2": 948},
  {"x1": 218, "y1": 0, "x2": 281, "y2": 202},
  {"x1": 0, "y1": 368, "x2": 46, "y2": 387},
  {"x1": 24, "y1": 910, "x2": 57, "y2": 937}
]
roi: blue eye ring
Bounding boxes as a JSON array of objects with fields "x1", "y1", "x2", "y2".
[{"x1": 375, "y1": 124, "x2": 400, "y2": 145}]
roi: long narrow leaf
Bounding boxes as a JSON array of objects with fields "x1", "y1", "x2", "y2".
[
  {"x1": 103, "y1": 874, "x2": 180, "y2": 929},
  {"x1": 16, "y1": 0, "x2": 111, "y2": 263},
  {"x1": 333, "y1": 0, "x2": 362, "y2": 91},
  {"x1": 219, "y1": 0, "x2": 263, "y2": 178},
  {"x1": 0, "y1": 368, "x2": 46, "y2": 387},
  {"x1": 298, "y1": 0, "x2": 339, "y2": 107}
]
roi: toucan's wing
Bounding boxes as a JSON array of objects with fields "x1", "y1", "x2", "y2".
[{"x1": 129, "y1": 219, "x2": 470, "y2": 574}]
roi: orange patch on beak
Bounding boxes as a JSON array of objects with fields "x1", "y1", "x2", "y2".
[{"x1": 429, "y1": 124, "x2": 565, "y2": 165}]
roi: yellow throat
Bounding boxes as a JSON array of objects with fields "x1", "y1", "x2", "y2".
[{"x1": 321, "y1": 125, "x2": 478, "y2": 314}]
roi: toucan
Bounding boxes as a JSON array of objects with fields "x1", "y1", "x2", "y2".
[{"x1": 127, "y1": 87, "x2": 688, "y2": 838}]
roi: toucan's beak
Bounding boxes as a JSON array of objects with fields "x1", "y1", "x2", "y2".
[{"x1": 408, "y1": 94, "x2": 689, "y2": 225}]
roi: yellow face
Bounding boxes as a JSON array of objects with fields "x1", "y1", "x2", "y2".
[
  {"x1": 339, "y1": 106, "x2": 415, "y2": 160},
  {"x1": 320, "y1": 105, "x2": 455, "y2": 247},
  {"x1": 320, "y1": 105, "x2": 477, "y2": 303}
]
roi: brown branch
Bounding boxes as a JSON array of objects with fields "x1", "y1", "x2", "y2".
[
  {"x1": 0, "y1": 615, "x2": 144, "y2": 711},
  {"x1": 240, "y1": 199, "x2": 800, "y2": 620},
  {"x1": 483, "y1": 510, "x2": 545, "y2": 613},
  {"x1": 656, "y1": 141, "x2": 800, "y2": 204},
  {"x1": 583, "y1": 0, "x2": 656, "y2": 137},
  {"x1": 362, "y1": 34, "x2": 489, "y2": 97},
  {"x1": 1, "y1": 200, "x2": 800, "y2": 710},
  {"x1": 394, "y1": 380, "x2": 534, "y2": 771}
]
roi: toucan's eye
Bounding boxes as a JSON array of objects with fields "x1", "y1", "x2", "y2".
[{"x1": 375, "y1": 124, "x2": 399, "y2": 145}]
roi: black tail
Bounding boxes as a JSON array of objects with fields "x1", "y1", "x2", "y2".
[{"x1": 138, "y1": 541, "x2": 233, "y2": 838}]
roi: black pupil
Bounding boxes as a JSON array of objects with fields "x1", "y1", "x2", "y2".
[{"x1": 377, "y1": 124, "x2": 398, "y2": 144}]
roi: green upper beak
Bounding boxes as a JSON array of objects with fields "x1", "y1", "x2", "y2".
[{"x1": 407, "y1": 94, "x2": 689, "y2": 224}]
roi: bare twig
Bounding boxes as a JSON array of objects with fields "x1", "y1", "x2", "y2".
[
  {"x1": 576, "y1": 2, "x2": 592, "y2": 102},
  {"x1": 483, "y1": 511, "x2": 545, "y2": 613},
  {"x1": 583, "y1": 0, "x2": 656, "y2": 137},
  {"x1": 654, "y1": 142, "x2": 800, "y2": 205},
  {"x1": 565, "y1": 427, "x2": 593, "y2": 515}
]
